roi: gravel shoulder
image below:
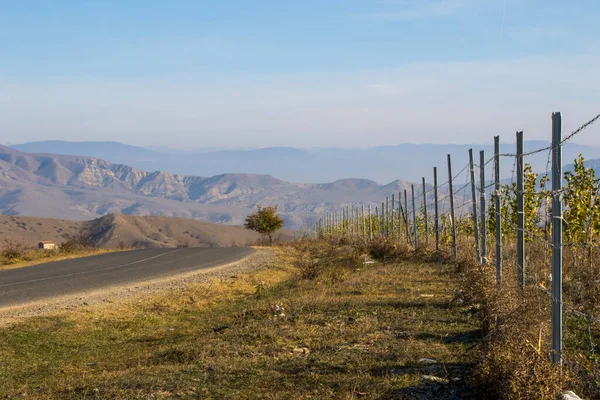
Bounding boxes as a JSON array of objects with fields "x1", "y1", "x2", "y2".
[{"x1": 0, "y1": 247, "x2": 275, "y2": 326}]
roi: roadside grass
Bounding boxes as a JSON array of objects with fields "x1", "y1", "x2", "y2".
[
  {"x1": 0, "y1": 248, "x2": 129, "y2": 271},
  {"x1": 0, "y1": 246, "x2": 478, "y2": 399},
  {"x1": 0, "y1": 236, "x2": 133, "y2": 271}
]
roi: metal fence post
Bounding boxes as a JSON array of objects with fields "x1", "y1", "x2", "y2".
[
  {"x1": 354, "y1": 206, "x2": 358, "y2": 237},
  {"x1": 480, "y1": 150, "x2": 487, "y2": 265},
  {"x1": 347, "y1": 206, "x2": 350, "y2": 236},
  {"x1": 385, "y1": 197, "x2": 389, "y2": 238},
  {"x1": 411, "y1": 184, "x2": 418, "y2": 249},
  {"x1": 398, "y1": 191, "x2": 402, "y2": 247},
  {"x1": 448, "y1": 154, "x2": 457, "y2": 258},
  {"x1": 351, "y1": 206, "x2": 354, "y2": 236},
  {"x1": 335, "y1": 212, "x2": 338, "y2": 236},
  {"x1": 377, "y1": 204, "x2": 380, "y2": 237},
  {"x1": 368, "y1": 205, "x2": 372, "y2": 241},
  {"x1": 434, "y1": 167, "x2": 439, "y2": 253},
  {"x1": 355, "y1": 207, "x2": 358, "y2": 238},
  {"x1": 391, "y1": 194, "x2": 395, "y2": 241},
  {"x1": 351, "y1": 206, "x2": 355, "y2": 237},
  {"x1": 404, "y1": 190, "x2": 410, "y2": 246},
  {"x1": 551, "y1": 112, "x2": 563, "y2": 366},
  {"x1": 381, "y1": 202, "x2": 385, "y2": 238},
  {"x1": 332, "y1": 212, "x2": 335, "y2": 236},
  {"x1": 469, "y1": 149, "x2": 481, "y2": 263},
  {"x1": 331, "y1": 212, "x2": 334, "y2": 236},
  {"x1": 517, "y1": 131, "x2": 525, "y2": 289},
  {"x1": 361, "y1": 205, "x2": 366, "y2": 239},
  {"x1": 422, "y1": 177, "x2": 429, "y2": 247},
  {"x1": 334, "y1": 212, "x2": 337, "y2": 236},
  {"x1": 344, "y1": 207, "x2": 348, "y2": 236},
  {"x1": 494, "y1": 136, "x2": 502, "y2": 285},
  {"x1": 348, "y1": 207, "x2": 351, "y2": 236}
]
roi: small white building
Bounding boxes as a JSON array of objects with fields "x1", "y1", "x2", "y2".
[{"x1": 38, "y1": 241, "x2": 56, "y2": 250}]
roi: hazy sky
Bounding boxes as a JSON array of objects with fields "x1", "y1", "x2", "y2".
[{"x1": 1, "y1": 0, "x2": 599, "y2": 148}]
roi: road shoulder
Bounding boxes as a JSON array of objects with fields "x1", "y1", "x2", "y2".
[{"x1": 0, "y1": 247, "x2": 271, "y2": 326}]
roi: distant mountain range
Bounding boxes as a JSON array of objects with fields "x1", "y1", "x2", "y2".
[
  {"x1": 12, "y1": 140, "x2": 600, "y2": 184},
  {"x1": 0, "y1": 145, "x2": 418, "y2": 229}
]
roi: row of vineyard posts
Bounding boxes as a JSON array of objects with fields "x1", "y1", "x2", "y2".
[{"x1": 314, "y1": 111, "x2": 600, "y2": 370}]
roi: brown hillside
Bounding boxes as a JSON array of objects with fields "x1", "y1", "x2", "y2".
[
  {"x1": 0, "y1": 214, "x2": 286, "y2": 249},
  {"x1": 86, "y1": 214, "x2": 264, "y2": 248},
  {"x1": 0, "y1": 215, "x2": 82, "y2": 246}
]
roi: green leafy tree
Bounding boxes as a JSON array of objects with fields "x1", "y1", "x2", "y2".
[
  {"x1": 245, "y1": 205, "x2": 285, "y2": 245},
  {"x1": 563, "y1": 155, "x2": 600, "y2": 246},
  {"x1": 488, "y1": 163, "x2": 546, "y2": 242}
]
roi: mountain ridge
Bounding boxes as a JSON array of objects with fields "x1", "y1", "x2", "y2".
[
  {"x1": 0, "y1": 145, "x2": 417, "y2": 229},
  {"x1": 12, "y1": 140, "x2": 600, "y2": 183}
]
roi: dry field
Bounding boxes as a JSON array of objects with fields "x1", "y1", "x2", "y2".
[{"x1": 0, "y1": 244, "x2": 479, "y2": 399}]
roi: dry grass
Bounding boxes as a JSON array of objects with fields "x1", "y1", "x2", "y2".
[
  {"x1": 460, "y1": 239, "x2": 600, "y2": 399},
  {"x1": 390, "y1": 234, "x2": 595, "y2": 399},
  {"x1": 0, "y1": 248, "x2": 128, "y2": 271},
  {"x1": 458, "y1": 259, "x2": 566, "y2": 399},
  {"x1": 310, "y1": 233, "x2": 585, "y2": 399},
  {"x1": 0, "y1": 243, "x2": 479, "y2": 399}
]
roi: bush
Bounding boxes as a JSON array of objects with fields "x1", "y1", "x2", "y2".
[
  {"x1": 293, "y1": 236, "x2": 364, "y2": 282},
  {"x1": 60, "y1": 230, "x2": 94, "y2": 254},
  {"x1": 245, "y1": 205, "x2": 284, "y2": 245},
  {"x1": 367, "y1": 237, "x2": 399, "y2": 261},
  {"x1": 1, "y1": 239, "x2": 25, "y2": 261}
]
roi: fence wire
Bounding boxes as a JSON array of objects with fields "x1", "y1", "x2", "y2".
[{"x1": 316, "y1": 112, "x2": 600, "y2": 389}]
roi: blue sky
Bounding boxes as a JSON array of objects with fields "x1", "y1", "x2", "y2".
[{"x1": 1, "y1": 0, "x2": 599, "y2": 148}]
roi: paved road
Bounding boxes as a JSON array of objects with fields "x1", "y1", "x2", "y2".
[{"x1": 0, "y1": 247, "x2": 254, "y2": 308}]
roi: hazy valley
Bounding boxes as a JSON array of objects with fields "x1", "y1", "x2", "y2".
[{"x1": 13, "y1": 139, "x2": 600, "y2": 184}]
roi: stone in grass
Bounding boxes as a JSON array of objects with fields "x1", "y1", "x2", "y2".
[
  {"x1": 273, "y1": 304, "x2": 286, "y2": 317},
  {"x1": 292, "y1": 347, "x2": 310, "y2": 355},
  {"x1": 420, "y1": 375, "x2": 449, "y2": 384},
  {"x1": 418, "y1": 358, "x2": 437, "y2": 364},
  {"x1": 562, "y1": 391, "x2": 582, "y2": 400}
]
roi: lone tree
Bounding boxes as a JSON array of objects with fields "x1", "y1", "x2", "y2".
[{"x1": 244, "y1": 205, "x2": 284, "y2": 245}]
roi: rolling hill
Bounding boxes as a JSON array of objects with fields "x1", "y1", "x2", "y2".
[{"x1": 0, "y1": 214, "x2": 278, "y2": 248}]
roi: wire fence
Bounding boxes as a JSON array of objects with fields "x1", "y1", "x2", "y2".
[{"x1": 314, "y1": 111, "x2": 600, "y2": 390}]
